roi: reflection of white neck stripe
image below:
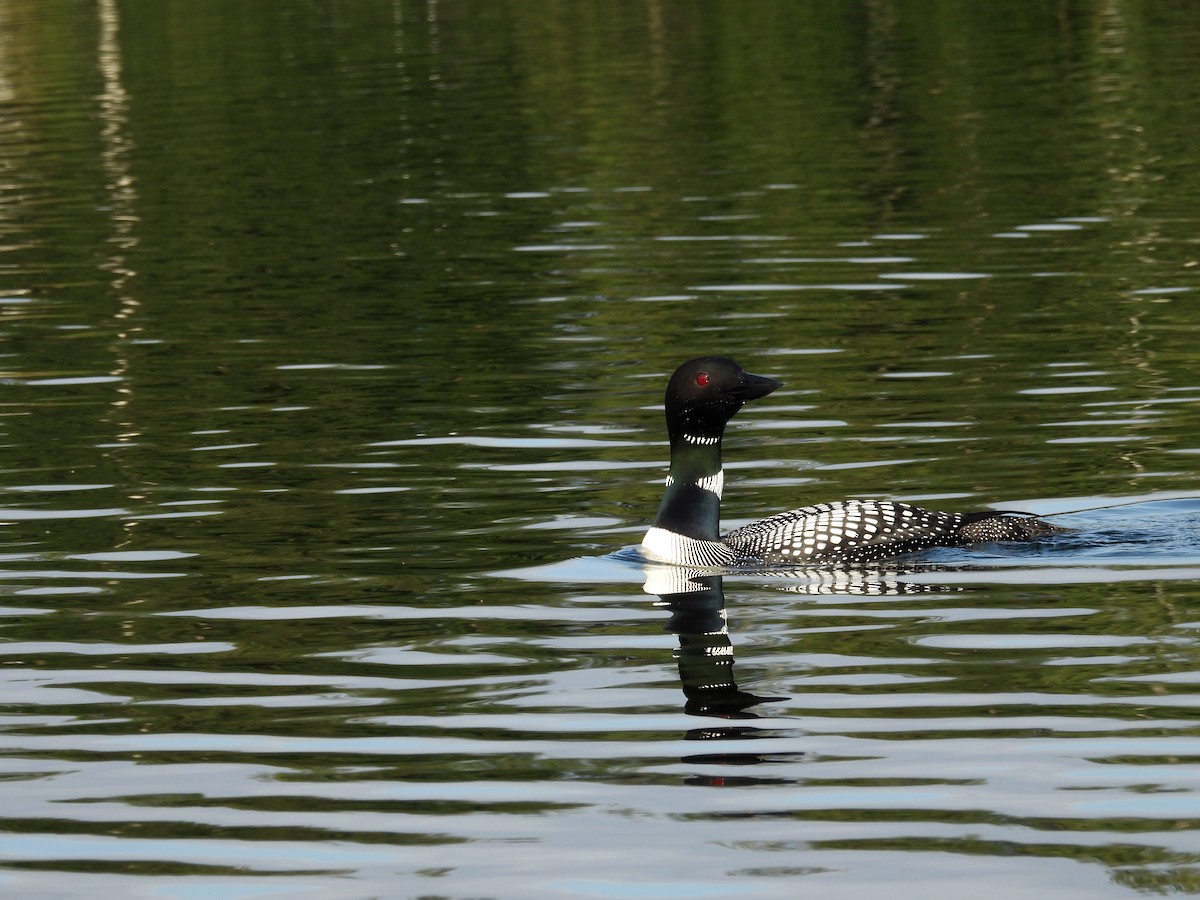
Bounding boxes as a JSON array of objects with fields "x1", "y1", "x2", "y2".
[
  {"x1": 665, "y1": 469, "x2": 724, "y2": 499},
  {"x1": 683, "y1": 433, "x2": 719, "y2": 446}
]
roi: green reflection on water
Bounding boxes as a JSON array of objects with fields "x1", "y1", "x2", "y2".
[{"x1": 0, "y1": 0, "x2": 1199, "y2": 896}]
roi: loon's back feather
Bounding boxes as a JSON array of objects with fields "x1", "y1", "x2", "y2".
[{"x1": 722, "y1": 500, "x2": 1064, "y2": 565}]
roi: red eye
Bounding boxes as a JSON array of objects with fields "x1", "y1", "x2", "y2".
[{"x1": 695, "y1": 372, "x2": 710, "y2": 386}]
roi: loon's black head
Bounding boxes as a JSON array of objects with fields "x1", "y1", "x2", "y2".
[{"x1": 663, "y1": 356, "x2": 782, "y2": 440}]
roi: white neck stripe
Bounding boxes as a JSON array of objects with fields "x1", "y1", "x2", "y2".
[{"x1": 664, "y1": 469, "x2": 724, "y2": 499}]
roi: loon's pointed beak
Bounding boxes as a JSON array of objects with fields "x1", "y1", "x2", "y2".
[{"x1": 732, "y1": 371, "x2": 782, "y2": 402}]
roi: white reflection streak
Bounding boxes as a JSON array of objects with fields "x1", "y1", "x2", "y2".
[
  {"x1": 0, "y1": 7, "x2": 24, "y2": 261},
  {"x1": 0, "y1": 12, "x2": 11, "y2": 105},
  {"x1": 98, "y1": 0, "x2": 136, "y2": 404},
  {"x1": 98, "y1": 0, "x2": 138, "y2": 317},
  {"x1": 97, "y1": 0, "x2": 142, "y2": 547}
]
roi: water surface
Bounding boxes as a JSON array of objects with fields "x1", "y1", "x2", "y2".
[{"x1": 1, "y1": 2, "x2": 1200, "y2": 897}]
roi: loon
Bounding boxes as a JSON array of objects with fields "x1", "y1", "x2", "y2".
[{"x1": 640, "y1": 356, "x2": 1065, "y2": 568}]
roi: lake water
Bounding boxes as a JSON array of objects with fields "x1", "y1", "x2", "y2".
[{"x1": 2, "y1": 1, "x2": 1200, "y2": 897}]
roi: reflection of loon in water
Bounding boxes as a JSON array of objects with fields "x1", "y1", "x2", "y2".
[
  {"x1": 643, "y1": 565, "x2": 963, "y2": 778},
  {"x1": 644, "y1": 564, "x2": 953, "y2": 722},
  {"x1": 644, "y1": 564, "x2": 955, "y2": 720},
  {"x1": 648, "y1": 569, "x2": 777, "y2": 718}
]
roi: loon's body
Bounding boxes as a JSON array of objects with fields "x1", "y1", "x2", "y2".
[{"x1": 640, "y1": 356, "x2": 1064, "y2": 568}]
